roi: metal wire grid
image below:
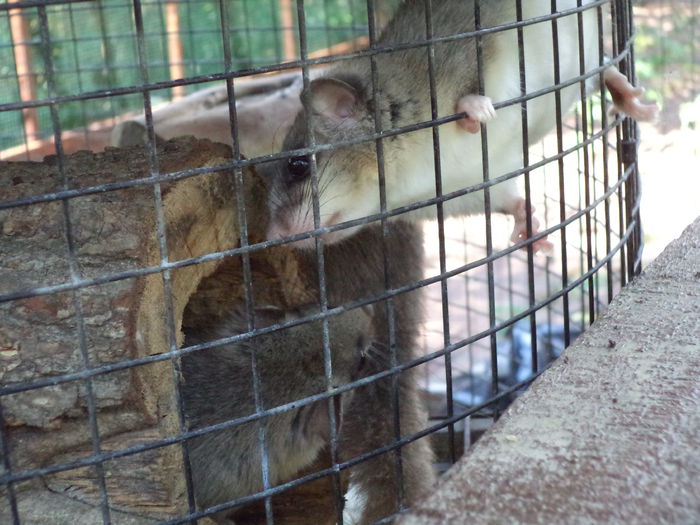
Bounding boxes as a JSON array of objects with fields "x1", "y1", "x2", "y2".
[
  {"x1": 0, "y1": 0, "x2": 643, "y2": 524},
  {"x1": 0, "y1": 0, "x2": 384, "y2": 153}
]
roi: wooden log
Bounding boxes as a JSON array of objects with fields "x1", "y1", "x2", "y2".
[
  {"x1": 0, "y1": 136, "x2": 348, "y2": 523},
  {"x1": 0, "y1": 136, "x2": 267, "y2": 521}
]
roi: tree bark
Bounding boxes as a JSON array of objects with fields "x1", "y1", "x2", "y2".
[{"x1": 0, "y1": 137, "x2": 267, "y2": 521}]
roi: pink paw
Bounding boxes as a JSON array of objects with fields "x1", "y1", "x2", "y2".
[
  {"x1": 604, "y1": 67, "x2": 659, "y2": 122},
  {"x1": 456, "y1": 94, "x2": 496, "y2": 133},
  {"x1": 509, "y1": 199, "x2": 554, "y2": 256}
]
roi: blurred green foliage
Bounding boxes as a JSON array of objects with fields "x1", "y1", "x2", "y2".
[
  {"x1": 0, "y1": 0, "x2": 398, "y2": 151},
  {"x1": 633, "y1": 2, "x2": 698, "y2": 108},
  {"x1": 6, "y1": 1, "x2": 690, "y2": 151}
]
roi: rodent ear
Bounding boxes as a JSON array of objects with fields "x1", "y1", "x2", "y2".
[{"x1": 308, "y1": 78, "x2": 361, "y2": 123}]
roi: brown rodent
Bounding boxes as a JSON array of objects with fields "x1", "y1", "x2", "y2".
[
  {"x1": 295, "y1": 220, "x2": 436, "y2": 524},
  {"x1": 263, "y1": 0, "x2": 657, "y2": 252},
  {"x1": 181, "y1": 302, "x2": 373, "y2": 517},
  {"x1": 181, "y1": 219, "x2": 433, "y2": 524}
]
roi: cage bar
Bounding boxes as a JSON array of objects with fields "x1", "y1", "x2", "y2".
[{"x1": 0, "y1": 0, "x2": 668, "y2": 523}]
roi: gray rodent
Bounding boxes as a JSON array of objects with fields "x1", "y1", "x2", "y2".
[
  {"x1": 182, "y1": 220, "x2": 432, "y2": 524},
  {"x1": 181, "y1": 302, "x2": 372, "y2": 516},
  {"x1": 264, "y1": 0, "x2": 657, "y2": 251}
]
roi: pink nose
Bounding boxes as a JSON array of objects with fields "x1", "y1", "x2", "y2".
[
  {"x1": 267, "y1": 211, "x2": 348, "y2": 248},
  {"x1": 266, "y1": 220, "x2": 292, "y2": 241},
  {"x1": 267, "y1": 213, "x2": 317, "y2": 248}
]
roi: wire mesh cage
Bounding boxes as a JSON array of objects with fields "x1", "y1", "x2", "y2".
[{"x1": 0, "y1": 0, "x2": 655, "y2": 523}]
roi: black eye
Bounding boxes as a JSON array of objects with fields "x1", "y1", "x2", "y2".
[{"x1": 287, "y1": 155, "x2": 311, "y2": 183}]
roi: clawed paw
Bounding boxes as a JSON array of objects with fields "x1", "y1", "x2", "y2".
[
  {"x1": 604, "y1": 67, "x2": 659, "y2": 122},
  {"x1": 456, "y1": 94, "x2": 496, "y2": 133},
  {"x1": 509, "y1": 199, "x2": 554, "y2": 256}
]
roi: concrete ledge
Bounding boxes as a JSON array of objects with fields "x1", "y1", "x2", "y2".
[{"x1": 402, "y1": 217, "x2": 700, "y2": 525}]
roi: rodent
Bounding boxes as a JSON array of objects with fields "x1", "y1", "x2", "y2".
[
  {"x1": 182, "y1": 220, "x2": 433, "y2": 524},
  {"x1": 295, "y1": 220, "x2": 436, "y2": 524},
  {"x1": 181, "y1": 300, "x2": 373, "y2": 517},
  {"x1": 263, "y1": 0, "x2": 658, "y2": 252}
]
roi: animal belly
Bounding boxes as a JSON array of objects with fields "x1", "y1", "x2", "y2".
[
  {"x1": 486, "y1": 0, "x2": 602, "y2": 144},
  {"x1": 386, "y1": 0, "x2": 602, "y2": 221},
  {"x1": 388, "y1": 125, "x2": 522, "y2": 220}
]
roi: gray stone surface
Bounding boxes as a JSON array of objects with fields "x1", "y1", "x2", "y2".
[
  {"x1": 401, "y1": 217, "x2": 700, "y2": 525},
  {"x1": 0, "y1": 488, "x2": 160, "y2": 525}
]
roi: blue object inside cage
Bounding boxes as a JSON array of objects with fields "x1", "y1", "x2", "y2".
[{"x1": 448, "y1": 320, "x2": 584, "y2": 412}]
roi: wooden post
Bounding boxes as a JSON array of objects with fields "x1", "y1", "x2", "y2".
[
  {"x1": 165, "y1": 1, "x2": 186, "y2": 99},
  {"x1": 8, "y1": 0, "x2": 39, "y2": 143},
  {"x1": 279, "y1": 0, "x2": 297, "y2": 61}
]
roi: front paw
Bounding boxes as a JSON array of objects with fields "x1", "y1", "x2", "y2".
[
  {"x1": 604, "y1": 67, "x2": 659, "y2": 122},
  {"x1": 456, "y1": 94, "x2": 496, "y2": 133},
  {"x1": 509, "y1": 198, "x2": 554, "y2": 256}
]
